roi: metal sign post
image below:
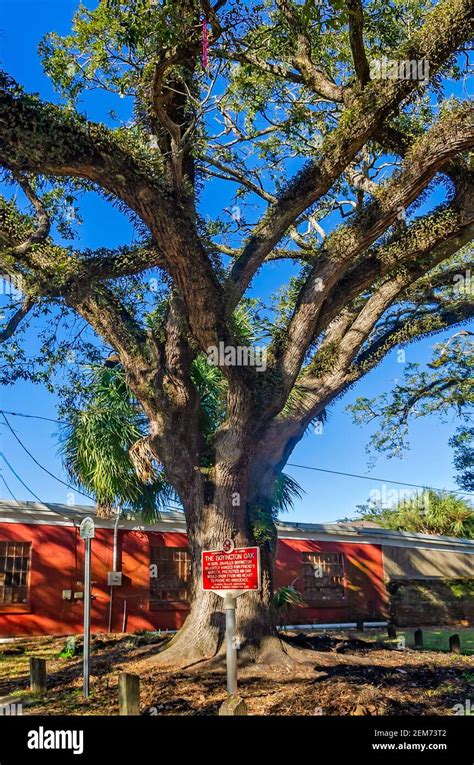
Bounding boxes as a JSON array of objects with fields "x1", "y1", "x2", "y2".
[
  {"x1": 80, "y1": 516, "x2": 95, "y2": 699},
  {"x1": 223, "y1": 594, "x2": 237, "y2": 695},
  {"x1": 202, "y1": 540, "x2": 261, "y2": 697}
]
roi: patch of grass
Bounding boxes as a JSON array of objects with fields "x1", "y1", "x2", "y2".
[{"x1": 368, "y1": 628, "x2": 474, "y2": 655}]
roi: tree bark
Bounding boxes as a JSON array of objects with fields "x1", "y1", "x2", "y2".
[{"x1": 157, "y1": 477, "x2": 278, "y2": 664}]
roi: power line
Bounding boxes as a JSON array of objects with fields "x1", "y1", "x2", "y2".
[
  {"x1": 0, "y1": 409, "x2": 67, "y2": 425},
  {"x1": 0, "y1": 453, "x2": 82, "y2": 526},
  {"x1": 1, "y1": 412, "x2": 93, "y2": 500},
  {"x1": 1, "y1": 409, "x2": 472, "y2": 499},
  {"x1": 0, "y1": 471, "x2": 20, "y2": 505},
  {"x1": 287, "y1": 462, "x2": 474, "y2": 498},
  {"x1": 0, "y1": 452, "x2": 43, "y2": 503}
]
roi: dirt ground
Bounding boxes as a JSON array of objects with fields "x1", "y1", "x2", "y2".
[{"x1": 1, "y1": 629, "x2": 473, "y2": 716}]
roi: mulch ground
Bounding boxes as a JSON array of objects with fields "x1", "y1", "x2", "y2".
[{"x1": 1, "y1": 631, "x2": 473, "y2": 716}]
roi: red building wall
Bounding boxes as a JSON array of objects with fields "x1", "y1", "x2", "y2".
[
  {"x1": 0, "y1": 521, "x2": 387, "y2": 637},
  {"x1": 275, "y1": 538, "x2": 387, "y2": 624}
]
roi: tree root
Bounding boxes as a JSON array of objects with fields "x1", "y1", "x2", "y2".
[{"x1": 151, "y1": 632, "x2": 318, "y2": 671}]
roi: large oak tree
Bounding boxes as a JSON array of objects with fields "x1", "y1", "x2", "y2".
[{"x1": 0, "y1": 0, "x2": 473, "y2": 661}]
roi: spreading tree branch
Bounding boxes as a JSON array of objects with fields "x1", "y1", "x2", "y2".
[
  {"x1": 275, "y1": 0, "x2": 344, "y2": 101},
  {"x1": 346, "y1": 0, "x2": 371, "y2": 86},
  {"x1": 269, "y1": 106, "x2": 474, "y2": 397},
  {"x1": 0, "y1": 298, "x2": 34, "y2": 343},
  {"x1": 227, "y1": 0, "x2": 474, "y2": 299}
]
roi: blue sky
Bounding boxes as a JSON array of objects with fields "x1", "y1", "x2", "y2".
[{"x1": 0, "y1": 0, "x2": 471, "y2": 523}]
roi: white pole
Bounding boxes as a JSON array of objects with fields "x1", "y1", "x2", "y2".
[
  {"x1": 83, "y1": 537, "x2": 91, "y2": 698},
  {"x1": 223, "y1": 594, "x2": 237, "y2": 695}
]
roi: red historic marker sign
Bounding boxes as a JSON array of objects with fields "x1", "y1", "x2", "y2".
[{"x1": 202, "y1": 546, "x2": 261, "y2": 598}]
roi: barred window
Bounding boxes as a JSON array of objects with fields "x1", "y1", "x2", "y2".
[
  {"x1": 303, "y1": 552, "x2": 345, "y2": 601},
  {"x1": 0, "y1": 541, "x2": 31, "y2": 605},
  {"x1": 150, "y1": 546, "x2": 191, "y2": 603}
]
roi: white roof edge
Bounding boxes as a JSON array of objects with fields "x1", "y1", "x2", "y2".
[
  {"x1": 276, "y1": 521, "x2": 474, "y2": 548},
  {"x1": 1, "y1": 500, "x2": 473, "y2": 549}
]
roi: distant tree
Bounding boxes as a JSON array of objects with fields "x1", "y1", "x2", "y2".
[
  {"x1": 450, "y1": 427, "x2": 474, "y2": 491},
  {"x1": 349, "y1": 334, "x2": 473, "y2": 490},
  {"x1": 343, "y1": 489, "x2": 474, "y2": 538}
]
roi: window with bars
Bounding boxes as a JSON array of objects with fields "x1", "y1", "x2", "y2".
[
  {"x1": 150, "y1": 546, "x2": 191, "y2": 603},
  {"x1": 0, "y1": 541, "x2": 31, "y2": 605},
  {"x1": 302, "y1": 551, "x2": 345, "y2": 602}
]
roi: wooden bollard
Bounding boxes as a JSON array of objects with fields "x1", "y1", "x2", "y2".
[
  {"x1": 356, "y1": 620, "x2": 364, "y2": 632},
  {"x1": 118, "y1": 672, "x2": 140, "y2": 716},
  {"x1": 30, "y1": 658, "x2": 47, "y2": 694},
  {"x1": 449, "y1": 634, "x2": 461, "y2": 654},
  {"x1": 219, "y1": 695, "x2": 247, "y2": 716},
  {"x1": 414, "y1": 628, "x2": 423, "y2": 648},
  {"x1": 387, "y1": 623, "x2": 397, "y2": 639}
]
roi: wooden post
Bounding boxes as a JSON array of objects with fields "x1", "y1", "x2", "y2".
[
  {"x1": 387, "y1": 623, "x2": 397, "y2": 639},
  {"x1": 356, "y1": 620, "x2": 364, "y2": 632},
  {"x1": 219, "y1": 695, "x2": 248, "y2": 716},
  {"x1": 118, "y1": 672, "x2": 140, "y2": 716},
  {"x1": 30, "y1": 658, "x2": 46, "y2": 694},
  {"x1": 449, "y1": 634, "x2": 461, "y2": 654},
  {"x1": 414, "y1": 628, "x2": 423, "y2": 648}
]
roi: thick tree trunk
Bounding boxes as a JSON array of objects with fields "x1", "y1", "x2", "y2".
[
  {"x1": 159, "y1": 498, "x2": 277, "y2": 664},
  {"x1": 145, "y1": 386, "x2": 294, "y2": 666}
]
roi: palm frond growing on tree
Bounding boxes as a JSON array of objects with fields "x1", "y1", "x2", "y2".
[
  {"x1": 270, "y1": 472, "x2": 305, "y2": 515},
  {"x1": 59, "y1": 365, "x2": 175, "y2": 521}
]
